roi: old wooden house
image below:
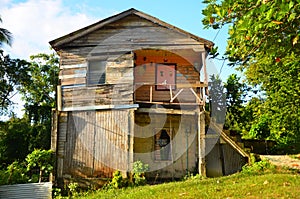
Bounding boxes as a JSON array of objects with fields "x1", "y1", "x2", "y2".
[{"x1": 50, "y1": 8, "x2": 249, "y2": 185}]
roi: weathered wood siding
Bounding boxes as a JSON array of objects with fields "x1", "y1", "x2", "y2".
[
  {"x1": 58, "y1": 53, "x2": 134, "y2": 110},
  {"x1": 62, "y1": 84, "x2": 133, "y2": 108},
  {"x1": 57, "y1": 15, "x2": 207, "y2": 108},
  {"x1": 57, "y1": 109, "x2": 132, "y2": 179},
  {"x1": 61, "y1": 15, "x2": 205, "y2": 53},
  {"x1": 134, "y1": 113, "x2": 198, "y2": 179}
]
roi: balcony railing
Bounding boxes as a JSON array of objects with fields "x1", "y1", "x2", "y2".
[{"x1": 134, "y1": 82, "x2": 208, "y2": 105}]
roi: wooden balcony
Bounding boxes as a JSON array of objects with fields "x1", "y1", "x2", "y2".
[{"x1": 134, "y1": 82, "x2": 208, "y2": 106}]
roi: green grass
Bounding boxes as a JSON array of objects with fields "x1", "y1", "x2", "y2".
[{"x1": 74, "y1": 172, "x2": 300, "y2": 199}]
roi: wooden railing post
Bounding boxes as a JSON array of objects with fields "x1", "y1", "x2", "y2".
[{"x1": 150, "y1": 85, "x2": 153, "y2": 103}]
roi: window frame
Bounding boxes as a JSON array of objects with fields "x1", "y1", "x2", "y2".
[{"x1": 87, "y1": 59, "x2": 107, "y2": 85}]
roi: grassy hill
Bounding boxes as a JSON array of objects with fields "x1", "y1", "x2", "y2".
[{"x1": 72, "y1": 171, "x2": 300, "y2": 198}]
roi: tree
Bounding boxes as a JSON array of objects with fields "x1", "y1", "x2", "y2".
[
  {"x1": 202, "y1": 0, "x2": 300, "y2": 146},
  {"x1": 224, "y1": 74, "x2": 250, "y2": 132},
  {"x1": 0, "y1": 50, "x2": 30, "y2": 115},
  {"x1": 208, "y1": 74, "x2": 226, "y2": 124},
  {"x1": 0, "y1": 117, "x2": 31, "y2": 167},
  {"x1": 0, "y1": 16, "x2": 12, "y2": 47},
  {"x1": 19, "y1": 52, "x2": 59, "y2": 150}
]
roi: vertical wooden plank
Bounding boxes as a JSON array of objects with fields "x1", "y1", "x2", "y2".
[
  {"x1": 198, "y1": 111, "x2": 206, "y2": 176},
  {"x1": 150, "y1": 86, "x2": 153, "y2": 102},
  {"x1": 202, "y1": 52, "x2": 207, "y2": 84},
  {"x1": 57, "y1": 86, "x2": 62, "y2": 111},
  {"x1": 50, "y1": 109, "x2": 58, "y2": 182},
  {"x1": 58, "y1": 111, "x2": 68, "y2": 179},
  {"x1": 128, "y1": 109, "x2": 134, "y2": 177},
  {"x1": 51, "y1": 109, "x2": 58, "y2": 152}
]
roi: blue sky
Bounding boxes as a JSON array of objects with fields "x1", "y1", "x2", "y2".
[
  {"x1": 0, "y1": 0, "x2": 235, "y2": 118},
  {"x1": 1, "y1": 0, "x2": 232, "y2": 79}
]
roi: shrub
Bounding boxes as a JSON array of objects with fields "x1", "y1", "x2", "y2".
[
  {"x1": 242, "y1": 160, "x2": 275, "y2": 175},
  {"x1": 26, "y1": 149, "x2": 54, "y2": 182},
  {"x1": 0, "y1": 161, "x2": 29, "y2": 185},
  {"x1": 132, "y1": 160, "x2": 149, "y2": 186},
  {"x1": 111, "y1": 170, "x2": 124, "y2": 189},
  {"x1": 68, "y1": 182, "x2": 79, "y2": 197}
]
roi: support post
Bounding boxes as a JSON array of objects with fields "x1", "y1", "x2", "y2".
[
  {"x1": 57, "y1": 85, "x2": 62, "y2": 111},
  {"x1": 50, "y1": 109, "x2": 58, "y2": 183},
  {"x1": 127, "y1": 109, "x2": 135, "y2": 179},
  {"x1": 150, "y1": 85, "x2": 153, "y2": 103},
  {"x1": 198, "y1": 111, "x2": 206, "y2": 176},
  {"x1": 202, "y1": 52, "x2": 208, "y2": 84}
]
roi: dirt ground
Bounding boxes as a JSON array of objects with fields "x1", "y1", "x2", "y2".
[{"x1": 261, "y1": 155, "x2": 300, "y2": 170}]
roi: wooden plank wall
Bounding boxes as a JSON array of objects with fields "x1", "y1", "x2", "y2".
[
  {"x1": 61, "y1": 109, "x2": 131, "y2": 178},
  {"x1": 222, "y1": 143, "x2": 247, "y2": 175},
  {"x1": 62, "y1": 15, "x2": 205, "y2": 52},
  {"x1": 62, "y1": 84, "x2": 133, "y2": 108},
  {"x1": 58, "y1": 53, "x2": 134, "y2": 109}
]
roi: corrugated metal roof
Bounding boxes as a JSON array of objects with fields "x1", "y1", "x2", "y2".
[{"x1": 0, "y1": 182, "x2": 52, "y2": 199}]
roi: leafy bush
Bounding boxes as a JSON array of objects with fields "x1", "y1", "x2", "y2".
[
  {"x1": 242, "y1": 160, "x2": 275, "y2": 175},
  {"x1": 110, "y1": 170, "x2": 125, "y2": 189},
  {"x1": 68, "y1": 182, "x2": 79, "y2": 197},
  {"x1": 132, "y1": 160, "x2": 149, "y2": 186},
  {"x1": 0, "y1": 161, "x2": 28, "y2": 185},
  {"x1": 249, "y1": 114, "x2": 270, "y2": 139},
  {"x1": 26, "y1": 149, "x2": 54, "y2": 182}
]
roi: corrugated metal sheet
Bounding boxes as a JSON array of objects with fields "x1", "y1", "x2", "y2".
[{"x1": 0, "y1": 182, "x2": 52, "y2": 199}]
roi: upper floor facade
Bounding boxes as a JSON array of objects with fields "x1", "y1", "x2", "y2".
[{"x1": 50, "y1": 8, "x2": 214, "y2": 112}]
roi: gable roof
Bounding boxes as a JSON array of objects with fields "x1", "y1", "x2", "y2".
[{"x1": 49, "y1": 8, "x2": 214, "y2": 50}]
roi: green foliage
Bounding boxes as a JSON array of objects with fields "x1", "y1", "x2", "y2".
[
  {"x1": 0, "y1": 16, "x2": 13, "y2": 47},
  {"x1": 68, "y1": 182, "x2": 79, "y2": 197},
  {"x1": 224, "y1": 74, "x2": 250, "y2": 133},
  {"x1": 132, "y1": 160, "x2": 149, "y2": 186},
  {"x1": 0, "y1": 161, "x2": 28, "y2": 185},
  {"x1": 0, "y1": 117, "x2": 31, "y2": 167},
  {"x1": 202, "y1": 0, "x2": 300, "y2": 147},
  {"x1": 242, "y1": 160, "x2": 276, "y2": 175},
  {"x1": 20, "y1": 52, "x2": 59, "y2": 150},
  {"x1": 109, "y1": 170, "x2": 125, "y2": 189},
  {"x1": 0, "y1": 50, "x2": 30, "y2": 115},
  {"x1": 249, "y1": 114, "x2": 271, "y2": 139},
  {"x1": 26, "y1": 149, "x2": 54, "y2": 182},
  {"x1": 208, "y1": 75, "x2": 226, "y2": 124}
]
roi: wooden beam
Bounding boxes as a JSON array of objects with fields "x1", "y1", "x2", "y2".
[
  {"x1": 170, "y1": 89, "x2": 183, "y2": 102},
  {"x1": 189, "y1": 88, "x2": 201, "y2": 103},
  {"x1": 134, "y1": 83, "x2": 208, "y2": 88},
  {"x1": 137, "y1": 108, "x2": 199, "y2": 115},
  {"x1": 62, "y1": 104, "x2": 139, "y2": 111}
]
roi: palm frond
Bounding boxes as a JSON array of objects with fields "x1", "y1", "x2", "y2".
[{"x1": 0, "y1": 28, "x2": 13, "y2": 46}]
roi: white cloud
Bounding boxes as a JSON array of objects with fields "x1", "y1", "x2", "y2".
[
  {"x1": 0, "y1": 0, "x2": 102, "y2": 59},
  {"x1": 0, "y1": 0, "x2": 115, "y2": 119}
]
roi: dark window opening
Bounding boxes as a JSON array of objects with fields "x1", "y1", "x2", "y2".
[
  {"x1": 154, "y1": 129, "x2": 171, "y2": 161},
  {"x1": 88, "y1": 60, "x2": 106, "y2": 85}
]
